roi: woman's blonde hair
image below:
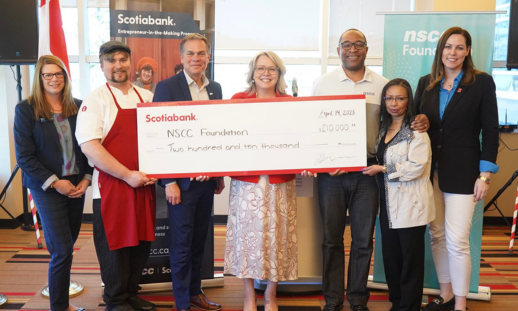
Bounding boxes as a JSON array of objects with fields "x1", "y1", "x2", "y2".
[
  {"x1": 427, "y1": 26, "x2": 481, "y2": 91},
  {"x1": 29, "y1": 55, "x2": 76, "y2": 120},
  {"x1": 244, "y1": 51, "x2": 287, "y2": 96}
]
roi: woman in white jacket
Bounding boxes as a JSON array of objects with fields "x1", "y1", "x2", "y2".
[{"x1": 363, "y1": 78, "x2": 435, "y2": 311}]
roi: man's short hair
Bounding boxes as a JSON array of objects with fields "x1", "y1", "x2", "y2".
[
  {"x1": 180, "y1": 33, "x2": 211, "y2": 54},
  {"x1": 338, "y1": 28, "x2": 368, "y2": 46}
]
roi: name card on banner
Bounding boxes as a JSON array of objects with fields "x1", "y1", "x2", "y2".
[{"x1": 137, "y1": 95, "x2": 367, "y2": 178}]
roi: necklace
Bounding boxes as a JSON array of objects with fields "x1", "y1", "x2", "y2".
[{"x1": 443, "y1": 80, "x2": 453, "y2": 91}]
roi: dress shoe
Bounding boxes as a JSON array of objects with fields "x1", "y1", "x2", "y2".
[
  {"x1": 190, "y1": 293, "x2": 222, "y2": 310},
  {"x1": 105, "y1": 302, "x2": 136, "y2": 311},
  {"x1": 127, "y1": 295, "x2": 156, "y2": 311},
  {"x1": 322, "y1": 303, "x2": 343, "y2": 311},
  {"x1": 350, "y1": 305, "x2": 369, "y2": 311},
  {"x1": 422, "y1": 296, "x2": 455, "y2": 311}
]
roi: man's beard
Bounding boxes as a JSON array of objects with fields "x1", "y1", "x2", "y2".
[{"x1": 107, "y1": 71, "x2": 128, "y2": 83}]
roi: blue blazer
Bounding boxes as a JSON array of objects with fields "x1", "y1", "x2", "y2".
[
  {"x1": 14, "y1": 99, "x2": 93, "y2": 191},
  {"x1": 153, "y1": 72, "x2": 223, "y2": 191}
]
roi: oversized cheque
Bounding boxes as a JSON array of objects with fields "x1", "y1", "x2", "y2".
[{"x1": 137, "y1": 95, "x2": 367, "y2": 178}]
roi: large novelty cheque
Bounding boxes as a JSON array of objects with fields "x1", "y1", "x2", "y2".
[{"x1": 137, "y1": 95, "x2": 367, "y2": 178}]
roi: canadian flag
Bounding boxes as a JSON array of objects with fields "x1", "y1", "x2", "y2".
[{"x1": 38, "y1": 0, "x2": 70, "y2": 75}]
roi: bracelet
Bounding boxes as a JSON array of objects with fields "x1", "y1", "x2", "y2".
[{"x1": 381, "y1": 165, "x2": 386, "y2": 173}]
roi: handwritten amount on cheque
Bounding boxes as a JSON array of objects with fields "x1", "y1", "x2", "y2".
[{"x1": 147, "y1": 122, "x2": 356, "y2": 153}]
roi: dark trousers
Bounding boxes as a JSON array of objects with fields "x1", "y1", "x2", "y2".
[
  {"x1": 317, "y1": 172, "x2": 378, "y2": 308},
  {"x1": 168, "y1": 180, "x2": 215, "y2": 309},
  {"x1": 92, "y1": 199, "x2": 151, "y2": 305},
  {"x1": 30, "y1": 176, "x2": 84, "y2": 311},
  {"x1": 379, "y1": 192, "x2": 426, "y2": 311}
]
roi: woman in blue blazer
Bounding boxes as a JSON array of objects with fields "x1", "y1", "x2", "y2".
[
  {"x1": 414, "y1": 27, "x2": 499, "y2": 311},
  {"x1": 14, "y1": 55, "x2": 92, "y2": 311}
]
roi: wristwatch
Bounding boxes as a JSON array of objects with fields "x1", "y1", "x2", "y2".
[
  {"x1": 381, "y1": 165, "x2": 386, "y2": 174},
  {"x1": 478, "y1": 176, "x2": 491, "y2": 184}
]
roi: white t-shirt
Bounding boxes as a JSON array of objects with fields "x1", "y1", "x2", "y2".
[
  {"x1": 75, "y1": 83, "x2": 154, "y2": 199},
  {"x1": 311, "y1": 66, "x2": 389, "y2": 158}
]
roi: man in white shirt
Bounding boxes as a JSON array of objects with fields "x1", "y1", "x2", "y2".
[
  {"x1": 311, "y1": 29, "x2": 429, "y2": 311},
  {"x1": 76, "y1": 41, "x2": 157, "y2": 311},
  {"x1": 153, "y1": 33, "x2": 224, "y2": 311}
]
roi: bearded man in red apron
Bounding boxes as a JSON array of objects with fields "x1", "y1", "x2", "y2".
[{"x1": 76, "y1": 41, "x2": 157, "y2": 311}]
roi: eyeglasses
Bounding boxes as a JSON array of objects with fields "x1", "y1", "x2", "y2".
[
  {"x1": 383, "y1": 96, "x2": 408, "y2": 103},
  {"x1": 255, "y1": 66, "x2": 278, "y2": 75},
  {"x1": 340, "y1": 41, "x2": 367, "y2": 50},
  {"x1": 41, "y1": 72, "x2": 65, "y2": 80}
]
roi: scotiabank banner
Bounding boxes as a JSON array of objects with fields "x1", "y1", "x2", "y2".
[
  {"x1": 110, "y1": 10, "x2": 202, "y2": 39},
  {"x1": 139, "y1": 218, "x2": 172, "y2": 284},
  {"x1": 109, "y1": 0, "x2": 216, "y2": 90}
]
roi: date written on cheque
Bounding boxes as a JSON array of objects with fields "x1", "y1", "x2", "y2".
[
  {"x1": 319, "y1": 109, "x2": 356, "y2": 118},
  {"x1": 319, "y1": 123, "x2": 356, "y2": 132}
]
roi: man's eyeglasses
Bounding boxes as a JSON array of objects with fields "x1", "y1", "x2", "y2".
[
  {"x1": 340, "y1": 41, "x2": 367, "y2": 50},
  {"x1": 383, "y1": 96, "x2": 408, "y2": 104},
  {"x1": 41, "y1": 72, "x2": 65, "y2": 80},
  {"x1": 255, "y1": 67, "x2": 278, "y2": 75}
]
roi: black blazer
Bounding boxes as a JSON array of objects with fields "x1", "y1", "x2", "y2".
[
  {"x1": 14, "y1": 98, "x2": 93, "y2": 191},
  {"x1": 414, "y1": 72, "x2": 499, "y2": 194},
  {"x1": 153, "y1": 72, "x2": 223, "y2": 191}
]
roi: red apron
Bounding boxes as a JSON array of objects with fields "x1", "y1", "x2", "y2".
[{"x1": 97, "y1": 83, "x2": 156, "y2": 250}]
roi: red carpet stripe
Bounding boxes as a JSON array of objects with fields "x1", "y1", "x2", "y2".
[{"x1": 480, "y1": 284, "x2": 518, "y2": 290}]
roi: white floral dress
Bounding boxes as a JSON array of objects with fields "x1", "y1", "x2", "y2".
[{"x1": 224, "y1": 175, "x2": 298, "y2": 282}]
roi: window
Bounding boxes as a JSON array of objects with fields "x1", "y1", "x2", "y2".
[
  {"x1": 62, "y1": 8, "x2": 79, "y2": 55},
  {"x1": 69, "y1": 63, "x2": 81, "y2": 98},
  {"x1": 493, "y1": 68, "x2": 518, "y2": 126},
  {"x1": 88, "y1": 8, "x2": 110, "y2": 56},
  {"x1": 494, "y1": 0, "x2": 510, "y2": 61}
]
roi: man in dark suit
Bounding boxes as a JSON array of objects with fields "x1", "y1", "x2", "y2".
[{"x1": 153, "y1": 33, "x2": 224, "y2": 311}]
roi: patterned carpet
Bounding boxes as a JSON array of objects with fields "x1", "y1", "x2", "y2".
[{"x1": 0, "y1": 224, "x2": 517, "y2": 311}]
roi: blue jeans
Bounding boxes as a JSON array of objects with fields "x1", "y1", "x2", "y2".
[
  {"x1": 30, "y1": 177, "x2": 84, "y2": 311},
  {"x1": 317, "y1": 172, "x2": 378, "y2": 307}
]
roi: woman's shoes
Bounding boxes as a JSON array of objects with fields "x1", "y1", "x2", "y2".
[{"x1": 422, "y1": 296, "x2": 455, "y2": 311}]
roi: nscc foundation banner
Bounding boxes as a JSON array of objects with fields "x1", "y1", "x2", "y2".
[{"x1": 381, "y1": 12, "x2": 496, "y2": 91}]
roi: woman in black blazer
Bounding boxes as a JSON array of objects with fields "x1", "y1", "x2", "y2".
[
  {"x1": 414, "y1": 27, "x2": 499, "y2": 311},
  {"x1": 14, "y1": 55, "x2": 92, "y2": 311}
]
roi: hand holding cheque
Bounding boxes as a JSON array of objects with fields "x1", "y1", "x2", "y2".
[{"x1": 137, "y1": 95, "x2": 367, "y2": 178}]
